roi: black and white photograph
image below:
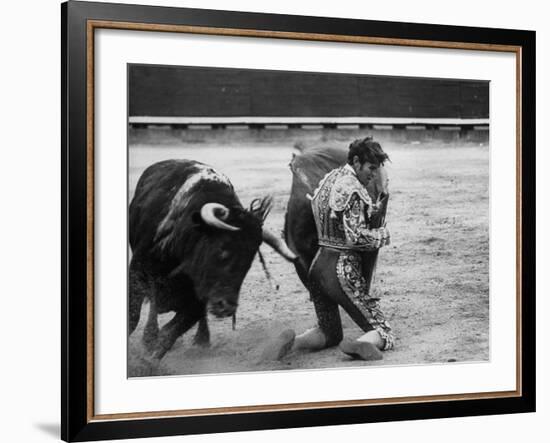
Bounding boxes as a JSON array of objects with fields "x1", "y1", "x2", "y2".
[
  {"x1": 1, "y1": 0, "x2": 542, "y2": 441},
  {"x1": 127, "y1": 64, "x2": 490, "y2": 377}
]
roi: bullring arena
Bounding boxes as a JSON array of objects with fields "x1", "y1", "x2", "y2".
[{"x1": 128, "y1": 126, "x2": 489, "y2": 376}]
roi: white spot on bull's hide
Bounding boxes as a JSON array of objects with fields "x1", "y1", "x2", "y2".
[{"x1": 154, "y1": 165, "x2": 233, "y2": 248}]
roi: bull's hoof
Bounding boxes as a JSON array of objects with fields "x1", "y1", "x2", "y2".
[
  {"x1": 142, "y1": 336, "x2": 158, "y2": 354},
  {"x1": 259, "y1": 329, "x2": 296, "y2": 361},
  {"x1": 339, "y1": 338, "x2": 383, "y2": 361},
  {"x1": 192, "y1": 334, "x2": 211, "y2": 348}
]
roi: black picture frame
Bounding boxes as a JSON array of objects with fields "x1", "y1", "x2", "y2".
[{"x1": 61, "y1": 1, "x2": 536, "y2": 441}]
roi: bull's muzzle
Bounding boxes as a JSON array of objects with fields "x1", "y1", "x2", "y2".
[{"x1": 208, "y1": 298, "x2": 238, "y2": 318}]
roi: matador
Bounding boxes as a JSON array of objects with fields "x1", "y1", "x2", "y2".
[{"x1": 271, "y1": 137, "x2": 395, "y2": 361}]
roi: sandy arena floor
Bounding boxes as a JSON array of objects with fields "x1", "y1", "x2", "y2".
[{"x1": 127, "y1": 128, "x2": 489, "y2": 376}]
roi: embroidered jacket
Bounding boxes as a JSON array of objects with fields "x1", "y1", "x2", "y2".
[{"x1": 311, "y1": 164, "x2": 390, "y2": 251}]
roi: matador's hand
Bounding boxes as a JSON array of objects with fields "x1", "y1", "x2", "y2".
[
  {"x1": 379, "y1": 225, "x2": 390, "y2": 247},
  {"x1": 361, "y1": 226, "x2": 390, "y2": 250}
]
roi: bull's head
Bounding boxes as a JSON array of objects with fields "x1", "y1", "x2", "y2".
[{"x1": 180, "y1": 196, "x2": 296, "y2": 318}]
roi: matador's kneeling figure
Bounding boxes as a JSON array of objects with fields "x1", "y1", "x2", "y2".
[{"x1": 271, "y1": 137, "x2": 394, "y2": 361}]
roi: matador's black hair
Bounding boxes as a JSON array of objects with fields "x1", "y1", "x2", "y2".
[{"x1": 347, "y1": 136, "x2": 390, "y2": 167}]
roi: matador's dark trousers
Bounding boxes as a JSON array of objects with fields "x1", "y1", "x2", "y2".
[{"x1": 308, "y1": 247, "x2": 394, "y2": 350}]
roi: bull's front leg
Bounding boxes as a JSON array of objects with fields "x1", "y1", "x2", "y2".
[
  {"x1": 150, "y1": 311, "x2": 201, "y2": 361},
  {"x1": 193, "y1": 317, "x2": 210, "y2": 347},
  {"x1": 142, "y1": 295, "x2": 159, "y2": 353},
  {"x1": 128, "y1": 259, "x2": 149, "y2": 336}
]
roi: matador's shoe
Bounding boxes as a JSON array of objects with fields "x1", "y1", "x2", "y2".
[{"x1": 339, "y1": 338, "x2": 383, "y2": 361}]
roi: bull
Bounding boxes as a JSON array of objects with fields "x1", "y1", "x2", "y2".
[
  {"x1": 284, "y1": 145, "x2": 389, "y2": 305},
  {"x1": 129, "y1": 159, "x2": 296, "y2": 362}
]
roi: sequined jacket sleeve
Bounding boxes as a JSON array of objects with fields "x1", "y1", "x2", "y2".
[{"x1": 342, "y1": 194, "x2": 390, "y2": 250}]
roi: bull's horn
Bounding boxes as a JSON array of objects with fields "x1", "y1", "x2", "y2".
[
  {"x1": 262, "y1": 228, "x2": 297, "y2": 262},
  {"x1": 200, "y1": 203, "x2": 240, "y2": 231}
]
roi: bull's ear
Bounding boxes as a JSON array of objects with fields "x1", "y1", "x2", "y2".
[{"x1": 249, "y1": 196, "x2": 273, "y2": 222}]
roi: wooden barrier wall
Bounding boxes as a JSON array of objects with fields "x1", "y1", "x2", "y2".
[{"x1": 129, "y1": 65, "x2": 489, "y2": 120}]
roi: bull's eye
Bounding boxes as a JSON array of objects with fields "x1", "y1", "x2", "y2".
[{"x1": 219, "y1": 250, "x2": 231, "y2": 261}]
